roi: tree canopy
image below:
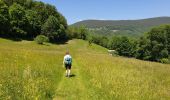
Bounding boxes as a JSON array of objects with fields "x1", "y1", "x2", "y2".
[{"x1": 0, "y1": 0, "x2": 68, "y2": 41}]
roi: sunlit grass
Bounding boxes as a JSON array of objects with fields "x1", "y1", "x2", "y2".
[
  {"x1": 0, "y1": 38, "x2": 64, "y2": 100},
  {"x1": 0, "y1": 38, "x2": 170, "y2": 100},
  {"x1": 76, "y1": 52, "x2": 170, "y2": 99}
]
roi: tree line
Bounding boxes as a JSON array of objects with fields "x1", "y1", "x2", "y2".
[
  {"x1": 67, "y1": 25, "x2": 170, "y2": 64},
  {"x1": 95, "y1": 25, "x2": 170, "y2": 63},
  {"x1": 0, "y1": 0, "x2": 67, "y2": 42}
]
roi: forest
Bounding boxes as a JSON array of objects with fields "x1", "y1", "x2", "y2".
[{"x1": 0, "y1": 0, "x2": 67, "y2": 42}]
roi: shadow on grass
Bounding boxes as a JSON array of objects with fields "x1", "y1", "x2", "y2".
[
  {"x1": 69, "y1": 74, "x2": 76, "y2": 78},
  {"x1": 0, "y1": 36, "x2": 71, "y2": 45},
  {"x1": 1, "y1": 37, "x2": 22, "y2": 41},
  {"x1": 0, "y1": 36, "x2": 34, "y2": 42},
  {"x1": 50, "y1": 39, "x2": 70, "y2": 45}
]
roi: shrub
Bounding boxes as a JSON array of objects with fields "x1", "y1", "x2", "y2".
[
  {"x1": 111, "y1": 51, "x2": 119, "y2": 57},
  {"x1": 34, "y1": 35, "x2": 49, "y2": 44},
  {"x1": 160, "y1": 58, "x2": 170, "y2": 64}
]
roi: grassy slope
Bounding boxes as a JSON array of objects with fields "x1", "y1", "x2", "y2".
[{"x1": 0, "y1": 38, "x2": 170, "y2": 100}]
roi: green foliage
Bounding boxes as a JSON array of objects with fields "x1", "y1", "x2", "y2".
[
  {"x1": 136, "y1": 37, "x2": 151, "y2": 60},
  {"x1": 41, "y1": 16, "x2": 66, "y2": 42},
  {"x1": 31, "y1": 1, "x2": 50, "y2": 25},
  {"x1": 31, "y1": 1, "x2": 67, "y2": 27},
  {"x1": 161, "y1": 49, "x2": 169, "y2": 58},
  {"x1": 0, "y1": 0, "x2": 9, "y2": 36},
  {"x1": 25, "y1": 10, "x2": 41, "y2": 38},
  {"x1": 66, "y1": 26, "x2": 89, "y2": 40},
  {"x1": 136, "y1": 25, "x2": 170, "y2": 62},
  {"x1": 87, "y1": 34, "x2": 137, "y2": 57},
  {"x1": 79, "y1": 26, "x2": 88, "y2": 40},
  {"x1": 0, "y1": 0, "x2": 68, "y2": 41},
  {"x1": 24, "y1": 0, "x2": 34, "y2": 9},
  {"x1": 34, "y1": 35, "x2": 49, "y2": 44},
  {"x1": 9, "y1": 3, "x2": 27, "y2": 38},
  {"x1": 160, "y1": 58, "x2": 170, "y2": 64},
  {"x1": 109, "y1": 36, "x2": 137, "y2": 57},
  {"x1": 68, "y1": 24, "x2": 170, "y2": 63}
]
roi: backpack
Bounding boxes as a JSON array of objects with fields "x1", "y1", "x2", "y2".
[{"x1": 64, "y1": 56, "x2": 71, "y2": 64}]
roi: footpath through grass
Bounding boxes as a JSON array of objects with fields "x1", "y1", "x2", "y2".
[{"x1": 0, "y1": 38, "x2": 170, "y2": 100}]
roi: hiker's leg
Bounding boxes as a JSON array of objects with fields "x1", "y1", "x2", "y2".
[
  {"x1": 65, "y1": 69, "x2": 68, "y2": 76},
  {"x1": 68, "y1": 69, "x2": 71, "y2": 76},
  {"x1": 67, "y1": 68, "x2": 70, "y2": 77},
  {"x1": 68, "y1": 64, "x2": 71, "y2": 76}
]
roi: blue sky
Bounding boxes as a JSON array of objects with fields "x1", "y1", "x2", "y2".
[{"x1": 39, "y1": 0, "x2": 170, "y2": 24}]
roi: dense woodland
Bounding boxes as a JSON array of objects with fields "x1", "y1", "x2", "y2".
[
  {"x1": 0, "y1": 0, "x2": 67, "y2": 42},
  {"x1": 0, "y1": 0, "x2": 170, "y2": 63}
]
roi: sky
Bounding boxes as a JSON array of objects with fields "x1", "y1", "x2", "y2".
[{"x1": 39, "y1": 0, "x2": 170, "y2": 25}]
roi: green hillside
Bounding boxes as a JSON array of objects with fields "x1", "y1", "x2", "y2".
[
  {"x1": 0, "y1": 38, "x2": 170, "y2": 100},
  {"x1": 72, "y1": 17, "x2": 170, "y2": 37}
]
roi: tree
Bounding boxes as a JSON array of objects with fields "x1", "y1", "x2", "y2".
[
  {"x1": 136, "y1": 37, "x2": 152, "y2": 60},
  {"x1": 2, "y1": 0, "x2": 14, "y2": 6},
  {"x1": 25, "y1": 10, "x2": 41, "y2": 38},
  {"x1": 9, "y1": 3, "x2": 28, "y2": 38},
  {"x1": 41, "y1": 16, "x2": 66, "y2": 42},
  {"x1": 45, "y1": 4, "x2": 67, "y2": 29},
  {"x1": 99, "y1": 36, "x2": 108, "y2": 48},
  {"x1": 0, "y1": 0, "x2": 68, "y2": 41},
  {"x1": 32, "y1": 1, "x2": 49, "y2": 25},
  {"x1": 66, "y1": 26, "x2": 83, "y2": 39},
  {"x1": 108, "y1": 36, "x2": 121, "y2": 50},
  {"x1": 58, "y1": 14, "x2": 67, "y2": 29},
  {"x1": 147, "y1": 25, "x2": 170, "y2": 61},
  {"x1": 3, "y1": 0, "x2": 26, "y2": 6},
  {"x1": 136, "y1": 25, "x2": 170, "y2": 62},
  {"x1": 115, "y1": 37, "x2": 136, "y2": 57},
  {"x1": 108, "y1": 36, "x2": 136, "y2": 57},
  {"x1": 79, "y1": 26, "x2": 88, "y2": 40},
  {"x1": 0, "y1": 0, "x2": 9, "y2": 36},
  {"x1": 24, "y1": 0, "x2": 34, "y2": 9},
  {"x1": 90, "y1": 35, "x2": 102, "y2": 45}
]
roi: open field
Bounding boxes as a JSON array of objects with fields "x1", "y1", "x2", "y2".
[{"x1": 0, "y1": 38, "x2": 170, "y2": 100}]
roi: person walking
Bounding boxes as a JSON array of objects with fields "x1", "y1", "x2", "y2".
[{"x1": 63, "y1": 51, "x2": 72, "y2": 77}]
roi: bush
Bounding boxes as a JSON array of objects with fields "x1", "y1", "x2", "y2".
[
  {"x1": 110, "y1": 51, "x2": 119, "y2": 57},
  {"x1": 34, "y1": 35, "x2": 49, "y2": 44},
  {"x1": 160, "y1": 58, "x2": 170, "y2": 64}
]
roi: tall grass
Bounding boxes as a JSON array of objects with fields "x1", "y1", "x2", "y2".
[
  {"x1": 0, "y1": 38, "x2": 170, "y2": 100},
  {"x1": 76, "y1": 52, "x2": 170, "y2": 99},
  {"x1": 0, "y1": 39, "x2": 63, "y2": 100}
]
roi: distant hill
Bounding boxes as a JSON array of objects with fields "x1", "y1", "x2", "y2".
[{"x1": 71, "y1": 17, "x2": 170, "y2": 37}]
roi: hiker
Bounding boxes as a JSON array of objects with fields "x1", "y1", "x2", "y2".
[{"x1": 63, "y1": 51, "x2": 72, "y2": 77}]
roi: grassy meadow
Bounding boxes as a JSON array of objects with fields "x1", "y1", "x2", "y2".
[{"x1": 0, "y1": 38, "x2": 170, "y2": 100}]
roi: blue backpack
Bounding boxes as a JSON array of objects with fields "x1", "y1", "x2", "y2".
[{"x1": 65, "y1": 57, "x2": 71, "y2": 64}]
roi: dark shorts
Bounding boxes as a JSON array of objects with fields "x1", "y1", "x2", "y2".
[{"x1": 65, "y1": 64, "x2": 71, "y2": 69}]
